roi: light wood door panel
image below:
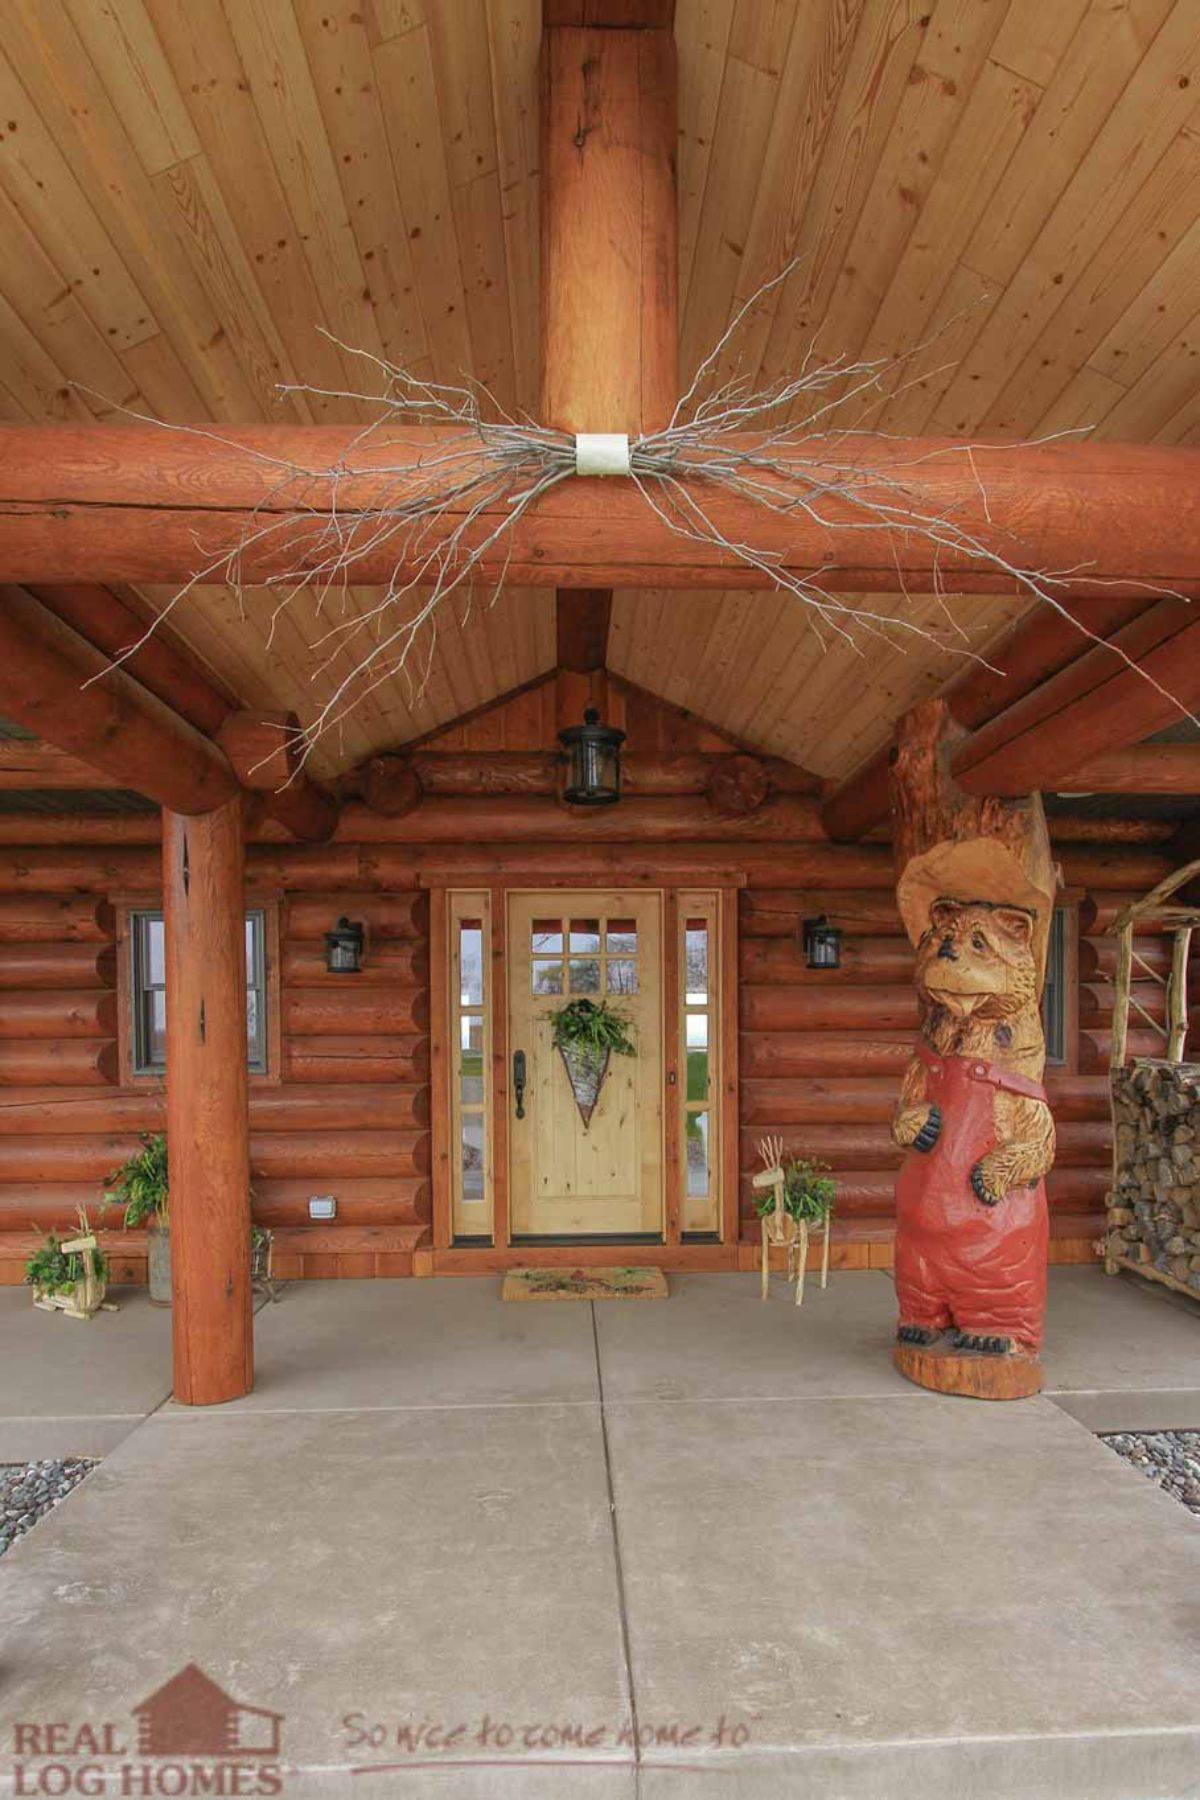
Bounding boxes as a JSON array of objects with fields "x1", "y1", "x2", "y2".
[{"x1": 507, "y1": 889, "x2": 663, "y2": 1238}]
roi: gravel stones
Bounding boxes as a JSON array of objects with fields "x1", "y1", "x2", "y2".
[
  {"x1": 1100, "y1": 1431, "x2": 1200, "y2": 1516},
  {"x1": 0, "y1": 1457, "x2": 96, "y2": 1557}
]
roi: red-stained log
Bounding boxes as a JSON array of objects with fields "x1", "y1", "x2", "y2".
[
  {"x1": 216, "y1": 709, "x2": 339, "y2": 842},
  {"x1": 248, "y1": 1132, "x2": 430, "y2": 1181},
  {"x1": 286, "y1": 892, "x2": 428, "y2": 942},
  {"x1": 282, "y1": 1035, "x2": 430, "y2": 1086},
  {"x1": 739, "y1": 1121, "x2": 1111, "y2": 1173},
  {"x1": 0, "y1": 1084, "x2": 428, "y2": 1135},
  {"x1": 0, "y1": 990, "x2": 117, "y2": 1038},
  {"x1": 0, "y1": 1039, "x2": 117, "y2": 1086},
  {"x1": 738, "y1": 1032, "x2": 914, "y2": 1079},
  {"x1": 283, "y1": 986, "x2": 430, "y2": 1038},
  {"x1": 281, "y1": 941, "x2": 427, "y2": 988},
  {"x1": 740, "y1": 985, "x2": 919, "y2": 1034},
  {"x1": 739, "y1": 935, "x2": 914, "y2": 986},
  {"x1": 249, "y1": 1178, "x2": 430, "y2": 1229},
  {"x1": 739, "y1": 1072, "x2": 1111, "y2": 1126},
  {"x1": 0, "y1": 587, "x2": 238, "y2": 815},
  {"x1": 738, "y1": 890, "x2": 904, "y2": 938},
  {"x1": 0, "y1": 943, "x2": 115, "y2": 989},
  {"x1": 0, "y1": 894, "x2": 115, "y2": 943}
]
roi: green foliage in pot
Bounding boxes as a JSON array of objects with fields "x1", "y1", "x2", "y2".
[
  {"x1": 107, "y1": 1132, "x2": 170, "y2": 1232},
  {"x1": 548, "y1": 997, "x2": 637, "y2": 1060},
  {"x1": 754, "y1": 1156, "x2": 836, "y2": 1225},
  {"x1": 24, "y1": 1233, "x2": 109, "y2": 1295}
]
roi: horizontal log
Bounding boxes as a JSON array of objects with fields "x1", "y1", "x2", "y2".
[
  {"x1": 0, "y1": 841, "x2": 898, "y2": 892},
  {"x1": 281, "y1": 941, "x2": 427, "y2": 987},
  {"x1": 250, "y1": 1177, "x2": 430, "y2": 1229},
  {"x1": 739, "y1": 936, "x2": 914, "y2": 986},
  {"x1": 1080, "y1": 981, "x2": 1165, "y2": 1025},
  {"x1": 1049, "y1": 743, "x2": 1200, "y2": 794},
  {"x1": 741, "y1": 985, "x2": 918, "y2": 1033},
  {"x1": 268, "y1": 1223, "x2": 427, "y2": 1256},
  {"x1": 739, "y1": 1121, "x2": 1110, "y2": 1173},
  {"x1": 0, "y1": 739, "x2": 111, "y2": 789},
  {"x1": 1056, "y1": 849, "x2": 1174, "y2": 892},
  {"x1": 0, "y1": 990, "x2": 117, "y2": 1038},
  {"x1": 283, "y1": 986, "x2": 430, "y2": 1037},
  {"x1": 0, "y1": 586, "x2": 238, "y2": 814},
  {"x1": 282, "y1": 1034, "x2": 430, "y2": 1085},
  {"x1": 0, "y1": 1084, "x2": 429, "y2": 1135},
  {"x1": 0, "y1": 942, "x2": 115, "y2": 989},
  {"x1": 735, "y1": 1166, "x2": 1110, "y2": 1219},
  {"x1": 740, "y1": 1072, "x2": 1112, "y2": 1126},
  {"x1": 1, "y1": 427, "x2": 1196, "y2": 597},
  {"x1": 1084, "y1": 893, "x2": 1181, "y2": 934},
  {"x1": 1079, "y1": 1028, "x2": 1164, "y2": 1071},
  {"x1": 217, "y1": 708, "x2": 339, "y2": 843},
  {"x1": 1048, "y1": 814, "x2": 1177, "y2": 845},
  {"x1": 382, "y1": 749, "x2": 821, "y2": 799},
  {"x1": 738, "y1": 890, "x2": 904, "y2": 938},
  {"x1": 0, "y1": 894, "x2": 114, "y2": 942},
  {"x1": 248, "y1": 1131, "x2": 430, "y2": 1180},
  {"x1": 0, "y1": 1182, "x2": 128, "y2": 1230},
  {"x1": 1085, "y1": 936, "x2": 1171, "y2": 979},
  {"x1": 286, "y1": 891, "x2": 428, "y2": 942},
  {"x1": 0, "y1": 1038, "x2": 117, "y2": 1086},
  {"x1": 738, "y1": 1032, "x2": 913, "y2": 1079}
]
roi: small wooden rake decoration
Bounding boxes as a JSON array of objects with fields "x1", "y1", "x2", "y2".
[{"x1": 753, "y1": 1136, "x2": 831, "y2": 1305}]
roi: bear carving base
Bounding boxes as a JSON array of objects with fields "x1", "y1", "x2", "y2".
[{"x1": 893, "y1": 1336, "x2": 1043, "y2": 1401}]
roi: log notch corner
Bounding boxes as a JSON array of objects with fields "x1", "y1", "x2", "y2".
[{"x1": 887, "y1": 697, "x2": 1060, "y2": 1400}]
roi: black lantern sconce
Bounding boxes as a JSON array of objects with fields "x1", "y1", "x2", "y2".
[
  {"x1": 325, "y1": 916, "x2": 366, "y2": 974},
  {"x1": 558, "y1": 706, "x2": 625, "y2": 807},
  {"x1": 802, "y1": 914, "x2": 842, "y2": 970}
]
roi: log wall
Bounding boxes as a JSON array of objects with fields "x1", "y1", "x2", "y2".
[{"x1": 0, "y1": 881, "x2": 431, "y2": 1282}]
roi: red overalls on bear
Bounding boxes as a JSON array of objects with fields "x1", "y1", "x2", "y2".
[{"x1": 895, "y1": 1042, "x2": 1049, "y2": 1354}]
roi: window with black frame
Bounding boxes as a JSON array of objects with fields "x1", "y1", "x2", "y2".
[
  {"x1": 1041, "y1": 905, "x2": 1070, "y2": 1068},
  {"x1": 130, "y1": 908, "x2": 269, "y2": 1075}
]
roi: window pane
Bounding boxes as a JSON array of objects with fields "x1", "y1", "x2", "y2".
[
  {"x1": 532, "y1": 959, "x2": 564, "y2": 995},
  {"x1": 685, "y1": 1111, "x2": 710, "y2": 1198},
  {"x1": 607, "y1": 920, "x2": 637, "y2": 955},
  {"x1": 569, "y1": 918, "x2": 600, "y2": 953},
  {"x1": 686, "y1": 1049, "x2": 709, "y2": 1102},
  {"x1": 685, "y1": 924, "x2": 708, "y2": 1004},
  {"x1": 461, "y1": 1073, "x2": 484, "y2": 1106},
  {"x1": 459, "y1": 923, "x2": 484, "y2": 1006},
  {"x1": 531, "y1": 920, "x2": 563, "y2": 955},
  {"x1": 141, "y1": 989, "x2": 167, "y2": 1070},
  {"x1": 568, "y1": 956, "x2": 600, "y2": 994},
  {"x1": 1042, "y1": 906, "x2": 1067, "y2": 1065},
  {"x1": 461, "y1": 1115, "x2": 485, "y2": 1202},
  {"x1": 607, "y1": 957, "x2": 638, "y2": 994},
  {"x1": 460, "y1": 1014, "x2": 484, "y2": 1056},
  {"x1": 685, "y1": 1012, "x2": 708, "y2": 1050},
  {"x1": 144, "y1": 915, "x2": 166, "y2": 987}
]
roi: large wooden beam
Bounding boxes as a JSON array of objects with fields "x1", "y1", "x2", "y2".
[
  {"x1": 164, "y1": 798, "x2": 253, "y2": 1406},
  {"x1": 954, "y1": 602, "x2": 1200, "y2": 796},
  {"x1": 216, "y1": 709, "x2": 339, "y2": 843},
  {"x1": 0, "y1": 740, "x2": 111, "y2": 790},
  {"x1": 821, "y1": 595, "x2": 1152, "y2": 840},
  {"x1": 1048, "y1": 743, "x2": 1200, "y2": 794},
  {"x1": 0, "y1": 586, "x2": 238, "y2": 814},
  {"x1": 0, "y1": 426, "x2": 1196, "y2": 598}
]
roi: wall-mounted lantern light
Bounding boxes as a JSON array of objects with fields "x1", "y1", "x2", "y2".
[
  {"x1": 558, "y1": 706, "x2": 625, "y2": 807},
  {"x1": 325, "y1": 916, "x2": 366, "y2": 974},
  {"x1": 803, "y1": 915, "x2": 842, "y2": 970}
]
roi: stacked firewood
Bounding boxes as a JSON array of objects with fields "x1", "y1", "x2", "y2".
[{"x1": 1106, "y1": 1060, "x2": 1200, "y2": 1293}]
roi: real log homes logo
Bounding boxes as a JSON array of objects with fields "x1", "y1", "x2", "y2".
[{"x1": 10, "y1": 1664, "x2": 286, "y2": 1795}]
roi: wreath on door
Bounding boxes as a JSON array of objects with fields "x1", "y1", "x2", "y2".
[{"x1": 548, "y1": 998, "x2": 637, "y2": 1130}]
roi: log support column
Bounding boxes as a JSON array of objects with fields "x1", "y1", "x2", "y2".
[{"x1": 163, "y1": 798, "x2": 253, "y2": 1405}]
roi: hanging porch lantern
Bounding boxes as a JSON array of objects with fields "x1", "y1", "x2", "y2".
[
  {"x1": 325, "y1": 915, "x2": 366, "y2": 973},
  {"x1": 558, "y1": 707, "x2": 625, "y2": 807},
  {"x1": 803, "y1": 915, "x2": 842, "y2": 970}
]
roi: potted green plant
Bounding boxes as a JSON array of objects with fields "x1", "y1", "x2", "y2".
[
  {"x1": 754, "y1": 1156, "x2": 837, "y2": 1230},
  {"x1": 547, "y1": 997, "x2": 637, "y2": 1128},
  {"x1": 107, "y1": 1132, "x2": 171, "y2": 1305},
  {"x1": 25, "y1": 1207, "x2": 110, "y2": 1318}
]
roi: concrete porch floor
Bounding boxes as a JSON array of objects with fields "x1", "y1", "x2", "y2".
[{"x1": 1, "y1": 1268, "x2": 1199, "y2": 1798}]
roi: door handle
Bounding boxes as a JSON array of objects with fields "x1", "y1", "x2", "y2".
[{"x1": 513, "y1": 1049, "x2": 527, "y2": 1120}]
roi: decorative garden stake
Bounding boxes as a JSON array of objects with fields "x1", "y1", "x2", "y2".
[{"x1": 891, "y1": 838, "x2": 1057, "y2": 1399}]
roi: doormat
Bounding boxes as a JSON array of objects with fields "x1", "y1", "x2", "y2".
[{"x1": 502, "y1": 1265, "x2": 669, "y2": 1303}]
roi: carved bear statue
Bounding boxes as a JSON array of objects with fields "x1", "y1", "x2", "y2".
[{"x1": 892, "y1": 896, "x2": 1056, "y2": 1359}]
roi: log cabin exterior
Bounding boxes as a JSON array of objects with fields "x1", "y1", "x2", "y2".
[{"x1": 0, "y1": 1, "x2": 1197, "y2": 1402}]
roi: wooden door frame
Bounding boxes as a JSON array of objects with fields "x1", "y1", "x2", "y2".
[{"x1": 430, "y1": 875, "x2": 740, "y2": 1253}]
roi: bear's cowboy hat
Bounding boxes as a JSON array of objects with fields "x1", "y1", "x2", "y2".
[{"x1": 897, "y1": 837, "x2": 1058, "y2": 981}]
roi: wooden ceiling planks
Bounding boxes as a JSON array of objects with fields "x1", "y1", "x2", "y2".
[{"x1": 0, "y1": 0, "x2": 1196, "y2": 774}]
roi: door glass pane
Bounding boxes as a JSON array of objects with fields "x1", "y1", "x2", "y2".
[
  {"x1": 686, "y1": 1048, "x2": 709, "y2": 1102},
  {"x1": 460, "y1": 1014, "x2": 484, "y2": 1057},
  {"x1": 568, "y1": 957, "x2": 601, "y2": 994},
  {"x1": 569, "y1": 918, "x2": 601, "y2": 953},
  {"x1": 461, "y1": 1115, "x2": 485, "y2": 1202},
  {"x1": 461, "y1": 1072, "x2": 484, "y2": 1106},
  {"x1": 685, "y1": 924, "x2": 708, "y2": 1004},
  {"x1": 685, "y1": 1012, "x2": 708, "y2": 1050},
  {"x1": 607, "y1": 957, "x2": 638, "y2": 994},
  {"x1": 532, "y1": 959, "x2": 564, "y2": 995},
  {"x1": 532, "y1": 920, "x2": 563, "y2": 955},
  {"x1": 607, "y1": 920, "x2": 637, "y2": 955},
  {"x1": 459, "y1": 923, "x2": 484, "y2": 1006},
  {"x1": 686, "y1": 1111, "x2": 710, "y2": 1198}
]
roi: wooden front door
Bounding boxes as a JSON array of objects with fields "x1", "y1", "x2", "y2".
[{"x1": 507, "y1": 890, "x2": 663, "y2": 1238}]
